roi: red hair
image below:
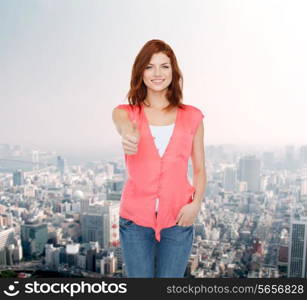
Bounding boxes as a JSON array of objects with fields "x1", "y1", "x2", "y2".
[{"x1": 126, "y1": 39, "x2": 185, "y2": 113}]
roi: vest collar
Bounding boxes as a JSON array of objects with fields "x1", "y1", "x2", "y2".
[{"x1": 141, "y1": 103, "x2": 181, "y2": 160}]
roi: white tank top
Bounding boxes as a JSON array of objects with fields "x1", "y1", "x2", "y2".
[{"x1": 149, "y1": 123, "x2": 175, "y2": 212}]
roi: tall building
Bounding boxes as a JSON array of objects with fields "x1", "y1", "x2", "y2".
[
  {"x1": 285, "y1": 145, "x2": 296, "y2": 171},
  {"x1": 57, "y1": 156, "x2": 68, "y2": 180},
  {"x1": 32, "y1": 150, "x2": 39, "y2": 171},
  {"x1": 223, "y1": 166, "x2": 237, "y2": 192},
  {"x1": 13, "y1": 169, "x2": 24, "y2": 186},
  {"x1": 80, "y1": 202, "x2": 120, "y2": 249},
  {"x1": 299, "y1": 146, "x2": 307, "y2": 167},
  {"x1": 288, "y1": 210, "x2": 307, "y2": 277},
  {"x1": 0, "y1": 227, "x2": 22, "y2": 265},
  {"x1": 11, "y1": 238, "x2": 23, "y2": 263},
  {"x1": 237, "y1": 155, "x2": 261, "y2": 192},
  {"x1": 0, "y1": 228, "x2": 15, "y2": 249},
  {"x1": 66, "y1": 243, "x2": 80, "y2": 267},
  {"x1": 21, "y1": 223, "x2": 48, "y2": 258},
  {"x1": 0, "y1": 228, "x2": 16, "y2": 265},
  {"x1": 106, "y1": 163, "x2": 115, "y2": 179},
  {"x1": 301, "y1": 177, "x2": 307, "y2": 197},
  {"x1": 45, "y1": 244, "x2": 60, "y2": 269}
]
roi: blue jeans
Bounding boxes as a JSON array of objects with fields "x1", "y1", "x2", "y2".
[{"x1": 119, "y1": 216, "x2": 194, "y2": 278}]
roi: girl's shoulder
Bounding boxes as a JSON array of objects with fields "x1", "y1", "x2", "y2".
[
  {"x1": 115, "y1": 103, "x2": 136, "y2": 111},
  {"x1": 181, "y1": 104, "x2": 205, "y2": 135},
  {"x1": 114, "y1": 103, "x2": 140, "y2": 121}
]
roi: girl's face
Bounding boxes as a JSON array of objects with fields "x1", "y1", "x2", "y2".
[{"x1": 142, "y1": 52, "x2": 172, "y2": 92}]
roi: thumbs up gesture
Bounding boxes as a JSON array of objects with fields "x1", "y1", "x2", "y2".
[{"x1": 122, "y1": 119, "x2": 140, "y2": 155}]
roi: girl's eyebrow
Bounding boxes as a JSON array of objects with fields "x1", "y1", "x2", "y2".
[{"x1": 147, "y1": 62, "x2": 170, "y2": 65}]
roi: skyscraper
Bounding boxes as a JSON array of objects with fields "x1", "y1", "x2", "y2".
[
  {"x1": 237, "y1": 155, "x2": 261, "y2": 192},
  {"x1": 32, "y1": 150, "x2": 39, "y2": 171},
  {"x1": 80, "y1": 202, "x2": 120, "y2": 249},
  {"x1": 285, "y1": 145, "x2": 296, "y2": 171},
  {"x1": 223, "y1": 166, "x2": 237, "y2": 192},
  {"x1": 288, "y1": 210, "x2": 307, "y2": 277},
  {"x1": 57, "y1": 155, "x2": 68, "y2": 180},
  {"x1": 13, "y1": 169, "x2": 24, "y2": 186},
  {"x1": 21, "y1": 222, "x2": 48, "y2": 258},
  {"x1": 299, "y1": 146, "x2": 307, "y2": 168}
]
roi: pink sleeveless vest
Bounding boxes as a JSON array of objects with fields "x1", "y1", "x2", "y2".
[{"x1": 115, "y1": 102, "x2": 204, "y2": 241}]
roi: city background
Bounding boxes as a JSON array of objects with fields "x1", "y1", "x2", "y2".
[
  {"x1": 1, "y1": 143, "x2": 307, "y2": 278},
  {"x1": 1, "y1": 0, "x2": 307, "y2": 278}
]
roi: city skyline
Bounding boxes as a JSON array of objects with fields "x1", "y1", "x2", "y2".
[{"x1": 1, "y1": 142, "x2": 307, "y2": 278}]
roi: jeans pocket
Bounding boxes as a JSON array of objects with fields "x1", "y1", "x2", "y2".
[{"x1": 119, "y1": 216, "x2": 134, "y2": 227}]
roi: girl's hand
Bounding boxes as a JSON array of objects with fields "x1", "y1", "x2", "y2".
[
  {"x1": 121, "y1": 120, "x2": 140, "y2": 155},
  {"x1": 176, "y1": 201, "x2": 201, "y2": 226}
]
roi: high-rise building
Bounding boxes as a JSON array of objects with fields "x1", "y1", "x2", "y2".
[
  {"x1": 237, "y1": 155, "x2": 261, "y2": 192},
  {"x1": 57, "y1": 156, "x2": 68, "y2": 180},
  {"x1": 45, "y1": 244, "x2": 61, "y2": 269},
  {"x1": 80, "y1": 202, "x2": 120, "y2": 249},
  {"x1": 288, "y1": 210, "x2": 307, "y2": 277},
  {"x1": 106, "y1": 163, "x2": 115, "y2": 179},
  {"x1": 285, "y1": 145, "x2": 296, "y2": 171},
  {"x1": 0, "y1": 228, "x2": 16, "y2": 265},
  {"x1": 66, "y1": 243, "x2": 80, "y2": 267},
  {"x1": 223, "y1": 166, "x2": 237, "y2": 192},
  {"x1": 299, "y1": 146, "x2": 307, "y2": 167},
  {"x1": 300, "y1": 177, "x2": 307, "y2": 197},
  {"x1": 12, "y1": 238, "x2": 23, "y2": 262},
  {"x1": 21, "y1": 223, "x2": 48, "y2": 258},
  {"x1": 0, "y1": 228, "x2": 15, "y2": 250},
  {"x1": 13, "y1": 169, "x2": 24, "y2": 186},
  {"x1": 32, "y1": 150, "x2": 39, "y2": 171}
]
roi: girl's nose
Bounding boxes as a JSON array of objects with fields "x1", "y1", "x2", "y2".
[{"x1": 154, "y1": 68, "x2": 161, "y2": 75}]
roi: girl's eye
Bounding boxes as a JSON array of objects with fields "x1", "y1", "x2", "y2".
[{"x1": 145, "y1": 66, "x2": 169, "y2": 69}]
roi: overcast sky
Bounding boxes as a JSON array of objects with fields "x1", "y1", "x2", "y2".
[{"x1": 1, "y1": 0, "x2": 306, "y2": 158}]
